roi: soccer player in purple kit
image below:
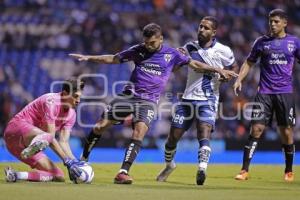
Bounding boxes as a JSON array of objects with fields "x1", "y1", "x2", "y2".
[
  {"x1": 156, "y1": 16, "x2": 239, "y2": 186},
  {"x1": 70, "y1": 23, "x2": 238, "y2": 184},
  {"x1": 233, "y1": 9, "x2": 300, "y2": 182}
]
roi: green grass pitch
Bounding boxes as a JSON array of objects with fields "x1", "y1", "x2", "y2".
[{"x1": 0, "y1": 163, "x2": 299, "y2": 200}]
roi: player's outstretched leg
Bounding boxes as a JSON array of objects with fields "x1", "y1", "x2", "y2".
[
  {"x1": 4, "y1": 158, "x2": 64, "y2": 182},
  {"x1": 156, "y1": 143, "x2": 177, "y2": 182},
  {"x1": 21, "y1": 133, "x2": 53, "y2": 159},
  {"x1": 4, "y1": 167, "x2": 61, "y2": 182}
]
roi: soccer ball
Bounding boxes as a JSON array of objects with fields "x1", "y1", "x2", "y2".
[{"x1": 73, "y1": 163, "x2": 94, "y2": 184}]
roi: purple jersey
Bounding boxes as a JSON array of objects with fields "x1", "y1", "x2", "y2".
[
  {"x1": 247, "y1": 34, "x2": 300, "y2": 94},
  {"x1": 116, "y1": 44, "x2": 190, "y2": 103}
]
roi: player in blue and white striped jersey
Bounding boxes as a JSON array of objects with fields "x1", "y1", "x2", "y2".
[{"x1": 157, "y1": 16, "x2": 239, "y2": 185}]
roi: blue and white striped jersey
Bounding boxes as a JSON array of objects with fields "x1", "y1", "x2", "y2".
[{"x1": 182, "y1": 39, "x2": 235, "y2": 101}]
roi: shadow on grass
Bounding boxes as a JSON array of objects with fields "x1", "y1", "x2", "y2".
[
  {"x1": 121, "y1": 180, "x2": 300, "y2": 191},
  {"x1": 1, "y1": 178, "x2": 299, "y2": 192}
]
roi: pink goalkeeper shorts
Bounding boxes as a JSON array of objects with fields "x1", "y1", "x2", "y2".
[{"x1": 4, "y1": 119, "x2": 46, "y2": 168}]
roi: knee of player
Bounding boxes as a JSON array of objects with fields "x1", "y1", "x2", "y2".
[
  {"x1": 93, "y1": 126, "x2": 102, "y2": 134},
  {"x1": 167, "y1": 135, "x2": 180, "y2": 144},
  {"x1": 251, "y1": 124, "x2": 265, "y2": 136},
  {"x1": 279, "y1": 127, "x2": 293, "y2": 134},
  {"x1": 197, "y1": 128, "x2": 212, "y2": 135},
  {"x1": 93, "y1": 119, "x2": 114, "y2": 134},
  {"x1": 132, "y1": 130, "x2": 147, "y2": 140},
  {"x1": 198, "y1": 122, "x2": 212, "y2": 130},
  {"x1": 93, "y1": 123, "x2": 106, "y2": 134}
]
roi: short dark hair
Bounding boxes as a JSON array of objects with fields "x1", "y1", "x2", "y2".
[
  {"x1": 62, "y1": 77, "x2": 85, "y2": 94},
  {"x1": 269, "y1": 9, "x2": 287, "y2": 20},
  {"x1": 203, "y1": 16, "x2": 219, "y2": 30},
  {"x1": 142, "y1": 23, "x2": 162, "y2": 38}
]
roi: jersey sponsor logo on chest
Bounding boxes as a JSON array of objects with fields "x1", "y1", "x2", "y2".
[
  {"x1": 269, "y1": 53, "x2": 287, "y2": 65},
  {"x1": 141, "y1": 63, "x2": 162, "y2": 75}
]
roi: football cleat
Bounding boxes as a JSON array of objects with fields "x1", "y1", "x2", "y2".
[
  {"x1": 4, "y1": 166, "x2": 17, "y2": 182},
  {"x1": 156, "y1": 161, "x2": 176, "y2": 182},
  {"x1": 235, "y1": 170, "x2": 249, "y2": 180},
  {"x1": 196, "y1": 169, "x2": 206, "y2": 185},
  {"x1": 114, "y1": 172, "x2": 133, "y2": 184},
  {"x1": 284, "y1": 172, "x2": 294, "y2": 182},
  {"x1": 21, "y1": 140, "x2": 49, "y2": 159}
]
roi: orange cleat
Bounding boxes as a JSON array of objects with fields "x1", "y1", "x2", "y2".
[
  {"x1": 284, "y1": 172, "x2": 294, "y2": 182},
  {"x1": 235, "y1": 170, "x2": 249, "y2": 180}
]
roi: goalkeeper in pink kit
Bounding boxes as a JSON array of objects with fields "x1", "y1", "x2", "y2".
[{"x1": 4, "y1": 78, "x2": 85, "y2": 182}]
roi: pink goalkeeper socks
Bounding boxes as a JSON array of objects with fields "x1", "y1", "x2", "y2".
[
  {"x1": 16, "y1": 170, "x2": 54, "y2": 182},
  {"x1": 27, "y1": 170, "x2": 54, "y2": 182},
  {"x1": 16, "y1": 167, "x2": 64, "y2": 182}
]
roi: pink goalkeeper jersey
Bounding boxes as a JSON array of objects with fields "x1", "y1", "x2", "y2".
[{"x1": 13, "y1": 93, "x2": 76, "y2": 132}]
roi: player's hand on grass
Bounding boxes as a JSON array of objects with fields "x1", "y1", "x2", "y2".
[
  {"x1": 69, "y1": 53, "x2": 89, "y2": 61},
  {"x1": 233, "y1": 80, "x2": 242, "y2": 96}
]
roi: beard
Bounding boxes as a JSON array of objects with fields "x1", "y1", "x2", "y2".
[{"x1": 198, "y1": 35, "x2": 209, "y2": 44}]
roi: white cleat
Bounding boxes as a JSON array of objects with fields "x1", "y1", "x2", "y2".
[
  {"x1": 156, "y1": 161, "x2": 176, "y2": 182},
  {"x1": 4, "y1": 166, "x2": 17, "y2": 182},
  {"x1": 21, "y1": 140, "x2": 49, "y2": 159}
]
